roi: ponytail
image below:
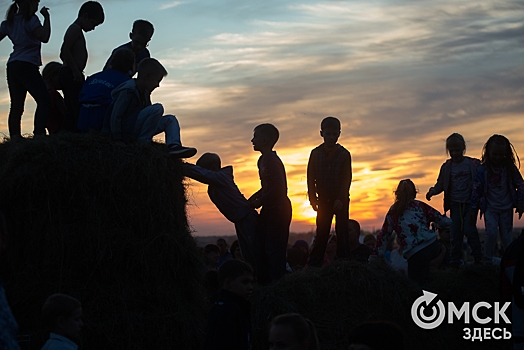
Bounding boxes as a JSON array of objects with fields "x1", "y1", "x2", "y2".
[
  {"x1": 390, "y1": 179, "x2": 417, "y2": 218},
  {"x1": 5, "y1": 2, "x2": 18, "y2": 24},
  {"x1": 5, "y1": 0, "x2": 35, "y2": 23}
]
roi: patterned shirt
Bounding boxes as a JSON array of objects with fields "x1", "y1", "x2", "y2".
[{"x1": 376, "y1": 200, "x2": 450, "y2": 259}]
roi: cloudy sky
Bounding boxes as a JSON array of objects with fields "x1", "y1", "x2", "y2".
[{"x1": 0, "y1": 0, "x2": 523, "y2": 236}]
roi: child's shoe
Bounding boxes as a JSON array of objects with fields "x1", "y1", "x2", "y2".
[{"x1": 168, "y1": 144, "x2": 197, "y2": 158}]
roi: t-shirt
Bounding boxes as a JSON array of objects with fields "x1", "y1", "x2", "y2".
[
  {"x1": 450, "y1": 158, "x2": 473, "y2": 203},
  {"x1": 348, "y1": 244, "x2": 372, "y2": 263},
  {"x1": 486, "y1": 167, "x2": 513, "y2": 211},
  {"x1": 0, "y1": 14, "x2": 42, "y2": 66}
]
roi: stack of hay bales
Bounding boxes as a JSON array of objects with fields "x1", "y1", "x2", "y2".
[
  {"x1": 250, "y1": 260, "x2": 511, "y2": 350},
  {"x1": 0, "y1": 133, "x2": 206, "y2": 349}
]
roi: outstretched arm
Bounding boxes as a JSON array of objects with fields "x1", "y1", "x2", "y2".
[{"x1": 32, "y1": 6, "x2": 50, "y2": 43}]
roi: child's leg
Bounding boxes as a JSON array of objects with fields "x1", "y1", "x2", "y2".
[
  {"x1": 483, "y1": 208, "x2": 499, "y2": 263},
  {"x1": 23, "y1": 65, "x2": 50, "y2": 136},
  {"x1": 449, "y1": 203, "x2": 464, "y2": 264},
  {"x1": 133, "y1": 103, "x2": 164, "y2": 142},
  {"x1": 58, "y1": 67, "x2": 84, "y2": 132},
  {"x1": 6, "y1": 62, "x2": 27, "y2": 137},
  {"x1": 262, "y1": 199, "x2": 292, "y2": 282},
  {"x1": 334, "y1": 201, "x2": 350, "y2": 259},
  {"x1": 234, "y1": 210, "x2": 258, "y2": 268},
  {"x1": 462, "y1": 203, "x2": 483, "y2": 262},
  {"x1": 499, "y1": 208, "x2": 514, "y2": 251},
  {"x1": 308, "y1": 200, "x2": 334, "y2": 267},
  {"x1": 155, "y1": 114, "x2": 182, "y2": 147}
]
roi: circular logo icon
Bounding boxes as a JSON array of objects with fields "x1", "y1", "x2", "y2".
[{"x1": 411, "y1": 290, "x2": 446, "y2": 329}]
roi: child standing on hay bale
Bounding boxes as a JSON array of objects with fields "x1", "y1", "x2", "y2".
[
  {"x1": 268, "y1": 313, "x2": 319, "y2": 350},
  {"x1": 41, "y1": 293, "x2": 83, "y2": 350},
  {"x1": 58, "y1": 1, "x2": 105, "y2": 132},
  {"x1": 471, "y1": 134, "x2": 524, "y2": 265},
  {"x1": 103, "y1": 58, "x2": 196, "y2": 158},
  {"x1": 248, "y1": 123, "x2": 292, "y2": 284},
  {"x1": 77, "y1": 48, "x2": 135, "y2": 132},
  {"x1": 374, "y1": 179, "x2": 451, "y2": 285},
  {"x1": 103, "y1": 20, "x2": 154, "y2": 73},
  {"x1": 0, "y1": 0, "x2": 51, "y2": 139},
  {"x1": 183, "y1": 153, "x2": 257, "y2": 267},
  {"x1": 306, "y1": 116, "x2": 352, "y2": 267},
  {"x1": 426, "y1": 133, "x2": 483, "y2": 268},
  {"x1": 203, "y1": 260, "x2": 254, "y2": 350}
]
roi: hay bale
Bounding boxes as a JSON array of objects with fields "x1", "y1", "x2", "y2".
[
  {"x1": 0, "y1": 133, "x2": 206, "y2": 349},
  {"x1": 251, "y1": 261, "x2": 512, "y2": 350}
]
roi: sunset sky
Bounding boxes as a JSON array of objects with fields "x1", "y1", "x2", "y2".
[{"x1": 0, "y1": 0, "x2": 523, "y2": 236}]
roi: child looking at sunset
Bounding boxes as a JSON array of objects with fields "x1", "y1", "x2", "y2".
[
  {"x1": 426, "y1": 133, "x2": 482, "y2": 267},
  {"x1": 471, "y1": 134, "x2": 524, "y2": 264},
  {"x1": 248, "y1": 123, "x2": 292, "y2": 284},
  {"x1": 306, "y1": 116, "x2": 352, "y2": 267},
  {"x1": 183, "y1": 152, "x2": 257, "y2": 266}
]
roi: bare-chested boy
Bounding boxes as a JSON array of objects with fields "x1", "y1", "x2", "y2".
[{"x1": 59, "y1": 1, "x2": 104, "y2": 132}]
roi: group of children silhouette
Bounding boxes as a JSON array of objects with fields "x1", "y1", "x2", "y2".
[{"x1": 0, "y1": 0, "x2": 197, "y2": 157}]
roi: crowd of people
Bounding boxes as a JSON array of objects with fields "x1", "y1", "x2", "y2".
[{"x1": 1, "y1": 0, "x2": 524, "y2": 349}]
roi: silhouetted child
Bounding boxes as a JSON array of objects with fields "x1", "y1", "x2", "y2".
[
  {"x1": 203, "y1": 244, "x2": 220, "y2": 272},
  {"x1": 348, "y1": 219, "x2": 372, "y2": 263},
  {"x1": 41, "y1": 293, "x2": 83, "y2": 350},
  {"x1": 103, "y1": 19, "x2": 153, "y2": 73},
  {"x1": 471, "y1": 134, "x2": 524, "y2": 264},
  {"x1": 42, "y1": 61, "x2": 66, "y2": 135},
  {"x1": 375, "y1": 179, "x2": 451, "y2": 285},
  {"x1": 203, "y1": 260, "x2": 254, "y2": 350},
  {"x1": 269, "y1": 313, "x2": 319, "y2": 350},
  {"x1": 0, "y1": 0, "x2": 51, "y2": 139},
  {"x1": 104, "y1": 58, "x2": 196, "y2": 158},
  {"x1": 77, "y1": 48, "x2": 135, "y2": 132},
  {"x1": 307, "y1": 116, "x2": 352, "y2": 267},
  {"x1": 248, "y1": 123, "x2": 292, "y2": 284},
  {"x1": 184, "y1": 153, "x2": 257, "y2": 266},
  {"x1": 59, "y1": 1, "x2": 104, "y2": 132},
  {"x1": 348, "y1": 321, "x2": 405, "y2": 350},
  {"x1": 426, "y1": 133, "x2": 483, "y2": 267},
  {"x1": 216, "y1": 238, "x2": 232, "y2": 268}
]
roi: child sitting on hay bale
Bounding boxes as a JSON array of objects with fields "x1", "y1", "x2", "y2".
[
  {"x1": 203, "y1": 259, "x2": 254, "y2": 350},
  {"x1": 184, "y1": 153, "x2": 257, "y2": 267},
  {"x1": 41, "y1": 294, "x2": 83, "y2": 350},
  {"x1": 103, "y1": 57, "x2": 196, "y2": 158}
]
